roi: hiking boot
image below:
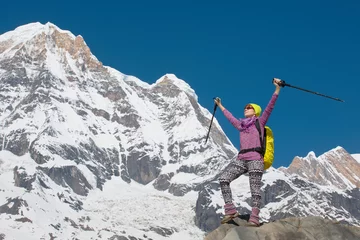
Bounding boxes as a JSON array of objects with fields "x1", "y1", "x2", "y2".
[
  {"x1": 221, "y1": 212, "x2": 239, "y2": 224},
  {"x1": 221, "y1": 203, "x2": 239, "y2": 224},
  {"x1": 248, "y1": 207, "x2": 260, "y2": 227}
]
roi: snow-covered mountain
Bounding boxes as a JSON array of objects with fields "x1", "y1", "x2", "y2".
[
  {"x1": 0, "y1": 22, "x2": 359, "y2": 240},
  {"x1": 0, "y1": 22, "x2": 236, "y2": 240}
]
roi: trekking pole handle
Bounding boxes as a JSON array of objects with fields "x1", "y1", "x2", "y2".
[
  {"x1": 213, "y1": 97, "x2": 220, "y2": 110},
  {"x1": 213, "y1": 97, "x2": 221, "y2": 103},
  {"x1": 272, "y1": 78, "x2": 286, "y2": 87}
]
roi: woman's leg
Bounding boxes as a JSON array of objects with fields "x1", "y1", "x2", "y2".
[
  {"x1": 219, "y1": 159, "x2": 247, "y2": 215},
  {"x1": 247, "y1": 160, "x2": 264, "y2": 225}
]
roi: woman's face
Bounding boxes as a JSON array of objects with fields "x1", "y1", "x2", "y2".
[{"x1": 244, "y1": 104, "x2": 255, "y2": 118}]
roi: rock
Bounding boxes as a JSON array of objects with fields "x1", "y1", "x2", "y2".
[
  {"x1": 126, "y1": 153, "x2": 161, "y2": 185},
  {"x1": 91, "y1": 108, "x2": 110, "y2": 121},
  {"x1": 149, "y1": 226, "x2": 176, "y2": 236},
  {"x1": 152, "y1": 172, "x2": 174, "y2": 191},
  {"x1": 109, "y1": 236, "x2": 128, "y2": 240},
  {"x1": 2, "y1": 129, "x2": 30, "y2": 156},
  {"x1": 204, "y1": 216, "x2": 360, "y2": 240},
  {"x1": 168, "y1": 183, "x2": 191, "y2": 196},
  {"x1": 195, "y1": 184, "x2": 222, "y2": 232},
  {"x1": 0, "y1": 198, "x2": 28, "y2": 215},
  {"x1": 38, "y1": 165, "x2": 92, "y2": 196},
  {"x1": 15, "y1": 217, "x2": 32, "y2": 223},
  {"x1": 13, "y1": 166, "x2": 36, "y2": 190}
]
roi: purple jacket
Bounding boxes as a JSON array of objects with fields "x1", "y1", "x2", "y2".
[{"x1": 223, "y1": 93, "x2": 279, "y2": 160}]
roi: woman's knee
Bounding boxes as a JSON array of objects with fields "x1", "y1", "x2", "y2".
[{"x1": 219, "y1": 175, "x2": 230, "y2": 185}]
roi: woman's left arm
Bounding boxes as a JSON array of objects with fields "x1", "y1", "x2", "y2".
[{"x1": 259, "y1": 78, "x2": 282, "y2": 126}]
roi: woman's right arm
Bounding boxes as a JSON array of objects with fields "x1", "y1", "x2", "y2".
[{"x1": 214, "y1": 98, "x2": 241, "y2": 130}]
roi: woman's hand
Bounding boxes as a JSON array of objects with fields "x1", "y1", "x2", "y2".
[
  {"x1": 214, "y1": 97, "x2": 225, "y2": 111},
  {"x1": 273, "y1": 78, "x2": 282, "y2": 94},
  {"x1": 214, "y1": 97, "x2": 221, "y2": 105}
]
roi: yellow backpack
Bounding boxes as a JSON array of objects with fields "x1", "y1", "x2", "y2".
[
  {"x1": 263, "y1": 126, "x2": 274, "y2": 170},
  {"x1": 255, "y1": 119, "x2": 274, "y2": 170},
  {"x1": 238, "y1": 119, "x2": 275, "y2": 170},
  {"x1": 256, "y1": 119, "x2": 274, "y2": 170}
]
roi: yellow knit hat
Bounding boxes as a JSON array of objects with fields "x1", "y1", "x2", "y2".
[{"x1": 249, "y1": 103, "x2": 262, "y2": 117}]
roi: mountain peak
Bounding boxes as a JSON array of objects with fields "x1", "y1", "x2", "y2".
[
  {"x1": 155, "y1": 73, "x2": 198, "y2": 100},
  {"x1": 294, "y1": 146, "x2": 347, "y2": 163},
  {"x1": 280, "y1": 146, "x2": 360, "y2": 189},
  {"x1": 0, "y1": 22, "x2": 102, "y2": 80},
  {"x1": 305, "y1": 150, "x2": 317, "y2": 160},
  {"x1": 0, "y1": 22, "x2": 76, "y2": 45}
]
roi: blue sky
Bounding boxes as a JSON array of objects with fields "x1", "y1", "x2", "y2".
[{"x1": 2, "y1": 0, "x2": 359, "y2": 168}]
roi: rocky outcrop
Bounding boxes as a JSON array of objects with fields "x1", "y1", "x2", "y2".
[
  {"x1": 195, "y1": 183, "x2": 222, "y2": 232},
  {"x1": 126, "y1": 153, "x2": 162, "y2": 185},
  {"x1": 13, "y1": 166, "x2": 35, "y2": 190},
  {"x1": 0, "y1": 129, "x2": 30, "y2": 156},
  {"x1": 331, "y1": 188, "x2": 360, "y2": 220},
  {"x1": 204, "y1": 216, "x2": 360, "y2": 240},
  {"x1": 0, "y1": 198, "x2": 28, "y2": 215},
  {"x1": 152, "y1": 172, "x2": 174, "y2": 191},
  {"x1": 38, "y1": 165, "x2": 92, "y2": 196}
]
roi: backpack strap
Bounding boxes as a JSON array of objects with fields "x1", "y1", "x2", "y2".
[
  {"x1": 255, "y1": 119, "x2": 265, "y2": 151},
  {"x1": 239, "y1": 119, "x2": 265, "y2": 156},
  {"x1": 255, "y1": 119, "x2": 266, "y2": 156}
]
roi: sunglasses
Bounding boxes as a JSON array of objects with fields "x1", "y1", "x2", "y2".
[{"x1": 244, "y1": 105, "x2": 254, "y2": 110}]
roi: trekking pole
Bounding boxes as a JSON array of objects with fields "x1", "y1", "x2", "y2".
[
  {"x1": 277, "y1": 80, "x2": 345, "y2": 102},
  {"x1": 205, "y1": 97, "x2": 219, "y2": 144}
]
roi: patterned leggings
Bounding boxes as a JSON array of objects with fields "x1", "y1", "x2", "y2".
[{"x1": 219, "y1": 159, "x2": 264, "y2": 208}]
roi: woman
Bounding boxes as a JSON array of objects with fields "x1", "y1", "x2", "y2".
[{"x1": 215, "y1": 78, "x2": 282, "y2": 226}]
